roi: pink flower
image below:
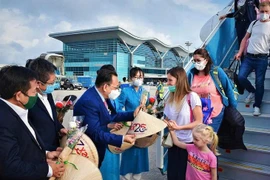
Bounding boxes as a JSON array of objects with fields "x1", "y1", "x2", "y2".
[
  {"x1": 207, "y1": 118, "x2": 213, "y2": 124},
  {"x1": 202, "y1": 106, "x2": 208, "y2": 111},
  {"x1": 66, "y1": 100, "x2": 73, "y2": 106}
]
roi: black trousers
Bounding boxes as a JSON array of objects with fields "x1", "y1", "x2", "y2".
[
  {"x1": 167, "y1": 145, "x2": 188, "y2": 180},
  {"x1": 235, "y1": 20, "x2": 251, "y2": 46}
]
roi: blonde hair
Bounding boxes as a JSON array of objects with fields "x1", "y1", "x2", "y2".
[
  {"x1": 166, "y1": 66, "x2": 191, "y2": 109},
  {"x1": 192, "y1": 124, "x2": 220, "y2": 155},
  {"x1": 260, "y1": 1, "x2": 270, "y2": 8}
]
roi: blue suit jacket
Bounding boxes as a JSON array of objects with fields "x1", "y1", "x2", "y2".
[
  {"x1": 73, "y1": 87, "x2": 134, "y2": 166},
  {"x1": 28, "y1": 93, "x2": 63, "y2": 151},
  {"x1": 0, "y1": 100, "x2": 48, "y2": 180}
]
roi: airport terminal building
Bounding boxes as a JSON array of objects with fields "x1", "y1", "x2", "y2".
[{"x1": 49, "y1": 26, "x2": 188, "y2": 82}]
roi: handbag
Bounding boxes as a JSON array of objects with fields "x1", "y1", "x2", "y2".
[
  {"x1": 162, "y1": 132, "x2": 173, "y2": 148},
  {"x1": 218, "y1": 106, "x2": 247, "y2": 150},
  {"x1": 223, "y1": 59, "x2": 245, "y2": 94}
]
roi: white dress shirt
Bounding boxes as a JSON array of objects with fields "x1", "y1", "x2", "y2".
[
  {"x1": 0, "y1": 98, "x2": 53, "y2": 177},
  {"x1": 38, "y1": 93, "x2": 54, "y2": 120}
]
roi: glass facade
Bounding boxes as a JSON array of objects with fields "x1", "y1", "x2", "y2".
[
  {"x1": 62, "y1": 37, "x2": 186, "y2": 80},
  {"x1": 133, "y1": 42, "x2": 161, "y2": 68},
  {"x1": 163, "y1": 50, "x2": 184, "y2": 68}
]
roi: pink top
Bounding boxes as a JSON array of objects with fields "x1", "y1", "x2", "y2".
[
  {"x1": 191, "y1": 74, "x2": 223, "y2": 118},
  {"x1": 186, "y1": 144, "x2": 217, "y2": 180}
]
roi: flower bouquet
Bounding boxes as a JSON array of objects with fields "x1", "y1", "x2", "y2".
[
  {"x1": 140, "y1": 90, "x2": 149, "y2": 106},
  {"x1": 49, "y1": 124, "x2": 88, "y2": 180},
  {"x1": 146, "y1": 97, "x2": 156, "y2": 115},
  {"x1": 155, "y1": 90, "x2": 170, "y2": 114},
  {"x1": 55, "y1": 99, "x2": 73, "y2": 124}
]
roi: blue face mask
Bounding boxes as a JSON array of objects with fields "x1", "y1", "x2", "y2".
[
  {"x1": 168, "y1": 86, "x2": 176, "y2": 92},
  {"x1": 42, "y1": 83, "x2": 56, "y2": 94}
]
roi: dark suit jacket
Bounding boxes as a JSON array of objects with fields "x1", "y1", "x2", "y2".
[
  {"x1": 28, "y1": 93, "x2": 63, "y2": 151},
  {"x1": 73, "y1": 87, "x2": 134, "y2": 166},
  {"x1": 227, "y1": 0, "x2": 259, "y2": 23},
  {"x1": 0, "y1": 100, "x2": 48, "y2": 180}
]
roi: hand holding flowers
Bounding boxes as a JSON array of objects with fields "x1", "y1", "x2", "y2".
[
  {"x1": 55, "y1": 99, "x2": 73, "y2": 124},
  {"x1": 146, "y1": 97, "x2": 156, "y2": 114}
]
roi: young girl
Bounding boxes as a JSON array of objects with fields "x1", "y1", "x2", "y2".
[{"x1": 167, "y1": 123, "x2": 219, "y2": 180}]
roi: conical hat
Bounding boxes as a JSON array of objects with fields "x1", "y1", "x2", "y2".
[
  {"x1": 60, "y1": 134, "x2": 99, "y2": 167},
  {"x1": 110, "y1": 121, "x2": 131, "y2": 136},
  {"x1": 57, "y1": 154, "x2": 102, "y2": 180},
  {"x1": 134, "y1": 133, "x2": 159, "y2": 148},
  {"x1": 108, "y1": 141, "x2": 134, "y2": 154},
  {"x1": 108, "y1": 122, "x2": 133, "y2": 154},
  {"x1": 127, "y1": 110, "x2": 167, "y2": 139}
]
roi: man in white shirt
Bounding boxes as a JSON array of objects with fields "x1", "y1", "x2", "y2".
[
  {"x1": 26, "y1": 58, "x2": 67, "y2": 151},
  {"x1": 0, "y1": 65, "x2": 65, "y2": 179},
  {"x1": 235, "y1": 1, "x2": 270, "y2": 116}
]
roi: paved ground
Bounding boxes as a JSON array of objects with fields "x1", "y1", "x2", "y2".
[{"x1": 52, "y1": 86, "x2": 167, "y2": 180}]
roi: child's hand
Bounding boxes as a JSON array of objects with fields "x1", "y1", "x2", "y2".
[
  {"x1": 163, "y1": 120, "x2": 174, "y2": 131},
  {"x1": 168, "y1": 120, "x2": 181, "y2": 130}
]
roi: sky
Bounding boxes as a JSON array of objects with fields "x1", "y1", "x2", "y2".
[{"x1": 0, "y1": 0, "x2": 231, "y2": 65}]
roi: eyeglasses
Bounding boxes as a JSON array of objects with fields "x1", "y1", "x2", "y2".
[
  {"x1": 192, "y1": 59, "x2": 206, "y2": 63},
  {"x1": 39, "y1": 80, "x2": 55, "y2": 86}
]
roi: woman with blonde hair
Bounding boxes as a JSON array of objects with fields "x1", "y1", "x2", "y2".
[
  {"x1": 167, "y1": 123, "x2": 219, "y2": 180},
  {"x1": 163, "y1": 66, "x2": 203, "y2": 180}
]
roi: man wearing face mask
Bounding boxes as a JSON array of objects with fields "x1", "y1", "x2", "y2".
[
  {"x1": 0, "y1": 66, "x2": 65, "y2": 180},
  {"x1": 74, "y1": 69, "x2": 141, "y2": 167},
  {"x1": 219, "y1": 0, "x2": 259, "y2": 46},
  {"x1": 235, "y1": 1, "x2": 270, "y2": 116},
  {"x1": 26, "y1": 58, "x2": 67, "y2": 151},
  {"x1": 117, "y1": 67, "x2": 149, "y2": 180}
]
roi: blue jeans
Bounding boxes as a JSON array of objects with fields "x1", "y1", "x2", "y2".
[
  {"x1": 210, "y1": 106, "x2": 225, "y2": 133},
  {"x1": 238, "y1": 55, "x2": 268, "y2": 108}
]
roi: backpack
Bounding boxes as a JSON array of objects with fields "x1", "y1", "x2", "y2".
[
  {"x1": 187, "y1": 93, "x2": 213, "y2": 125},
  {"x1": 213, "y1": 67, "x2": 239, "y2": 101},
  {"x1": 212, "y1": 69, "x2": 247, "y2": 150},
  {"x1": 187, "y1": 67, "x2": 238, "y2": 125}
]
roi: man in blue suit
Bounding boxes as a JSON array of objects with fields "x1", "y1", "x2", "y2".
[
  {"x1": 74, "y1": 69, "x2": 141, "y2": 167},
  {"x1": 0, "y1": 66, "x2": 65, "y2": 180},
  {"x1": 26, "y1": 58, "x2": 67, "y2": 151}
]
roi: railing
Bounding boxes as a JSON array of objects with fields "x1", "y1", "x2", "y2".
[{"x1": 184, "y1": 0, "x2": 236, "y2": 71}]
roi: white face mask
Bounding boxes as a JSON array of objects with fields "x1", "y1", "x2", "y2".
[
  {"x1": 194, "y1": 60, "x2": 207, "y2": 71},
  {"x1": 133, "y1": 79, "x2": 143, "y2": 87},
  {"x1": 260, "y1": 13, "x2": 270, "y2": 21},
  {"x1": 108, "y1": 89, "x2": 121, "y2": 100}
]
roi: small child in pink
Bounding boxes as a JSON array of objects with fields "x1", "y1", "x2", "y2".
[{"x1": 167, "y1": 123, "x2": 218, "y2": 180}]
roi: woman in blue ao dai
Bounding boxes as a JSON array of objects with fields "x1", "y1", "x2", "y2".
[{"x1": 117, "y1": 67, "x2": 149, "y2": 180}]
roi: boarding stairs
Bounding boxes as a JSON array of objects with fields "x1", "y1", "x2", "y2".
[
  {"x1": 184, "y1": 0, "x2": 270, "y2": 178},
  {"x1": 155, "y1": 1, "x2": 270, "y2": 179},
  {"x1": 218, "y1": 60, "x2": 270, "y2": 180}
]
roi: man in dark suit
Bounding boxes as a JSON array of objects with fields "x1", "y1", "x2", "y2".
[
  {"x1": 26, "y1": 58, "x2": 67, "y2": 151},
  {"x1": 0, "y1": 66, "x2": 65, "y2": 180},
  {"x1": 74, "y1": 69, "x2": 141, "y2": 167}
]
